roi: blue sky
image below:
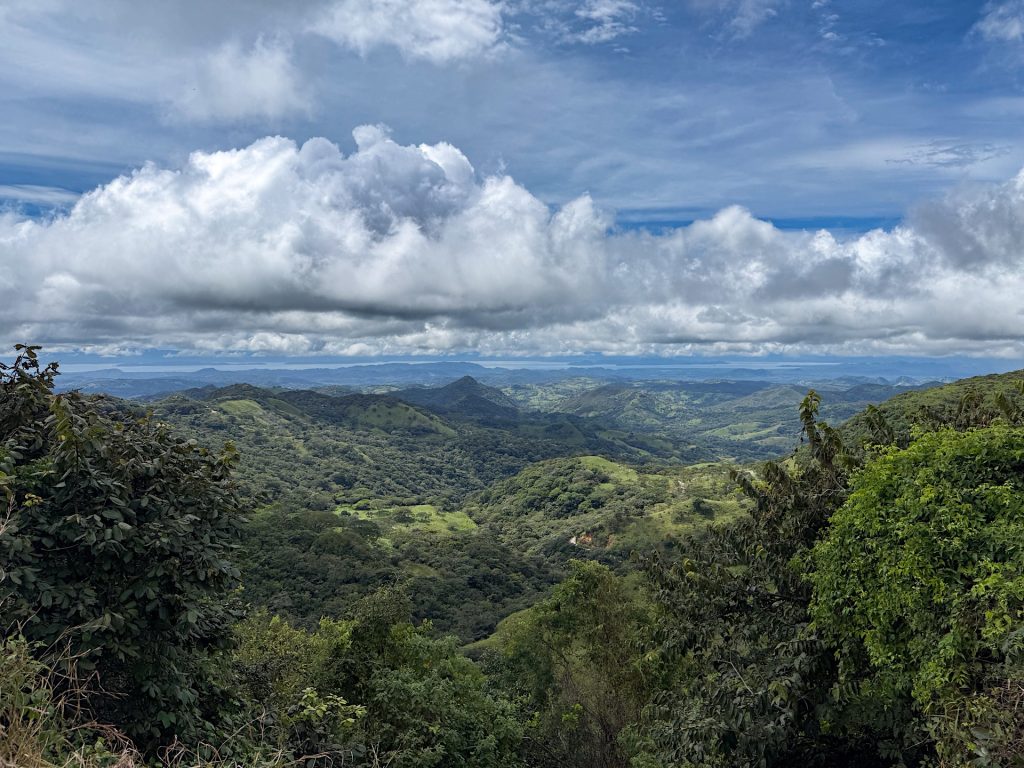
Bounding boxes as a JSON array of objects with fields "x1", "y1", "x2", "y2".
[{"x1": 2, "y1": 0, "x2": 1024, "y2": 360}]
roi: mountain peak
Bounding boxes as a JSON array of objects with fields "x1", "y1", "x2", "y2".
[{"x1": 446, "y1": 375, "x2": 484, "y2": 389}]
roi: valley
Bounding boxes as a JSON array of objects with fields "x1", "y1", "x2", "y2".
[{"x1": 127, "y1": 369, "x2": 932, "y2": 640}]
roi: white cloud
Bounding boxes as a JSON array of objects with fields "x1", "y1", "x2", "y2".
[
  {"x1": 729, "y1": 0, "x2": 780, "y2": 36},
  {"x1": 797, "y1": 138, "x2": 1012, "y2": 173},
  {"x1": 516, "y1": 0, "x2": 644, "y2": 45},
  {"x1": 687, "y1": 0, "x2": 782, "y2": 38},
  {"x1": 0, "y1": 1, "x2": 315, "y2": 124},
  {"x1": 0, "y1": 185, "x2": 80, "y2": 205},
  {"x1": 974, "y1": 1, "x2": 1024, "y2": 43},
  {"x1": 173, "y1": 39, "x2": 311, "y2": 122},
  {"x1": 311, "y1": 0, "x2": 506, "y2": 63},
  {"x1": 2, "y1": 127, "x2": 1024, "y2": 357},
  {"x1": 911, "y1": 171, "x2": 1024, "y2": 269},
  {"x1": 0, "y1": 0, "x2": 508, "y2": 133},
  {"x1": 570, "y1": 0, "x2": 640, "y2": 43}
]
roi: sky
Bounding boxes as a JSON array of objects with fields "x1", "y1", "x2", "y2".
[{"x1": 1, "y1": 0, "x2": 1024, "y2": 361}]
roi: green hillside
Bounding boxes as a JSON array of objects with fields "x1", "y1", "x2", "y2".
[
  {"x1": 508, "y1": 378, "x2": 936, "y2": 460},
  {"x1": 141, "y1": 382, "x2": 739, "y2": 641},
  {"x1": 841, "y1": 368, "x2": 1024, "y2": 444},
  {"x1": 151, "y1": 384, "x2": 655, "y2": 510},
  {"x1": 143, "y1": 380, "x2": 759, "y2": 641},
  {"x1": 137, "y1": 373, "x2": 996, "y2": 645},
  {"x1": 465, "y1": 455, "x2": 749, "y2": 563},
  {"x1": 337, "y1": 501, "x2": 477, "y2": 538}
]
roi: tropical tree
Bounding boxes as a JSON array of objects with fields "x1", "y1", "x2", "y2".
[
  {"x1": 497, "y1": 560, "x2": 653, "y2": 768},
  {"x1": 635, "y1": 393, "x2": 886, "y2": 767}
]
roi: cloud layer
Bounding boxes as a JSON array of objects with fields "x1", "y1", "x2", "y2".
[
  {"x1": 312, "y1": 0, "x2": 506, "y2": 63},
  {"x1": 2, "y1": 127, "x2": 1023, "y2": 358}
]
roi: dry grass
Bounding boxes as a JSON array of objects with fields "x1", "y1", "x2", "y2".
[
  {"x1": 0, "y1": 634, "x2": 299, "y2": 768},
  {"x1": 986, "y1": 678, "x2": 1024, "y2": 765}
]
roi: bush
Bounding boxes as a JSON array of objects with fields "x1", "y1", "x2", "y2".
[
  {"x1": 0, "y1": 346, "x2": 244, "y2": 751},
  {"x1": 233, "y1": 591, "x2": 524, "y2": 768},
  {"x1": 810, "y1": 426, "x2": 1024, "y2": 763}
]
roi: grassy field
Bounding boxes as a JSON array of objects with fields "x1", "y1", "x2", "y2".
[
  {"x1": 336, "y1": 502, "x2": 478, "y2": 538},
  {"x1": 578, "y1": 454, "x2": 640, "y2": 483},
  {"x1": 218, "y1": 398, "x2": 271, "y2": 422}
]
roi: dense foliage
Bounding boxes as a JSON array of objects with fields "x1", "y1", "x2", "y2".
[
  {"x1": 489, "y1": 561, "x2": 654, "y2": 768},
  {"x1": 0, "y1": 346, "x2": 243, "y2": 750},
  {"x1": 240, "y1": 505, "x2": 563, "y2": 640},
  {"x1": 634, "y1": 393, "x2": 875, "y2": 767},
  {"x1": 233, "y1": 588, "x2": 524, "y2": 767},
  {"x1": 811, "y1": 426, "x2": 1024, "y2": 763},
  {"x1": 467, "y1": 456, "x2": 747, "y2": 563}
]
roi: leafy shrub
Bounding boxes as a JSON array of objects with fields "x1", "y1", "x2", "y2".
[
  {"x1": 0, "y1": 346, "x2": 244, "y2": 751},
  {"x1": 233, "y1": 589, "x2": 524, "y2": 768},
  {"x1": 495, "y1": 560, "x2": 653, "y2": 768},
  {"x1": 810, "y1": 426, "x2": 1024, "y2": 763}
]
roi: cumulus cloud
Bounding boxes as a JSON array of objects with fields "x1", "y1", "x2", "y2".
[
  {"x1": 911, "y1": 172, "x2": 1024, "y2": 269},
  {"x1": 974, "y1": 1, "x2": 1024, "y2": 43},
  {"x1": 2, "y1": 126, "x2": 1024, "y2": 358},
  {"x1": 311, "y1": 0, "x2": 506, "y2": 63}
]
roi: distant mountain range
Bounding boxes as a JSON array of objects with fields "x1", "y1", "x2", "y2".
[{"x1": 48, "y1": 355, "x2": 1020, "y2": 400}]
